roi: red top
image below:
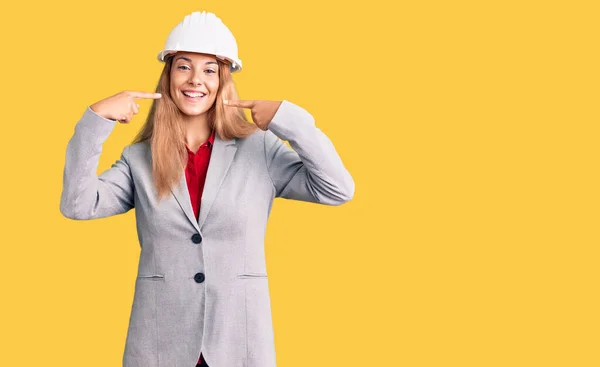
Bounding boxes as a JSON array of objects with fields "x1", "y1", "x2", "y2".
[
  {"x1": 185, "y1": 131, "x2": 215, "y2": 221},
  {"x1": 184, "y1": 130, "x2": 215, "y2": 365}
]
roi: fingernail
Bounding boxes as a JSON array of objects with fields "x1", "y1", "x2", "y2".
[
  {"x1": 156, "y1": 93, "x2": 162, "y2": 97},
  {"x1": 223, "y1": 99, "x2": 228, "y2": 104}
]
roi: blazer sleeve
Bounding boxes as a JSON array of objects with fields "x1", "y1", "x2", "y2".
[
  {"x1": 60, "y1": 106, "x2": 135, "y2": 220},
  {"x1": 264, "y1": 100, "x2": 355, "y2": 205}
]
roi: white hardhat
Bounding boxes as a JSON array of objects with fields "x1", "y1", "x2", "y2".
[{"x1": 157, "y1": 11, "x2": 242, "y2": 73}]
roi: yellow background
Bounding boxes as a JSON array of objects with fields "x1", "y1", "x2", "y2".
[{"x1": 0, "y1": 0, "x2": 599, "y2": 366}]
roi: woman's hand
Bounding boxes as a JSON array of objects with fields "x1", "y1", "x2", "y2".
[
  {"x1": 224, "y1": 99, "x2": 282, "y2": 131},
  {"x1": 90, "y1": 90, "x2": 162, "y2": 123}
]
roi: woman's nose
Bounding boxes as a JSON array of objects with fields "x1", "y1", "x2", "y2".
[{"x1": 189, "y1": 71, "x2": 204, "y2": 85}]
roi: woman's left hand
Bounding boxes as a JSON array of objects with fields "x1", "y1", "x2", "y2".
[{"x1": 224, "y1": 99, "x2": 282, "y2": 131}]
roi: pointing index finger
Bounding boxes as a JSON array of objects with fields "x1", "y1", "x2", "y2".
[
  {"x1": 129, "y1": 91, "x2": 162, "y2": 100},
  {"x1": 224, "y1": 99, "x2": 255, "y2": 109}
]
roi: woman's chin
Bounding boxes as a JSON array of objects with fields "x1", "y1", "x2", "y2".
[{"x1": 179, "y1": 108, "x2": 209, "y2": 117}]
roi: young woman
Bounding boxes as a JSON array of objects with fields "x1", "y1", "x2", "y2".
[{"x1": 60, "y1": 11, "x2": 354, "y2": 367}]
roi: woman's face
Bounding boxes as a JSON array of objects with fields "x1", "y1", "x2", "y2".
[{"x1": 169, "y1": 52, "x2": 220, "y2": 118}]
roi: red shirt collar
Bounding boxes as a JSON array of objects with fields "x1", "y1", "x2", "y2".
[
  {"x1": 207, "y1": 130, "x2": 215, "y2": 146},
  {"x1": 186, "y1": 130, "x2": 215, "y2": 154}
]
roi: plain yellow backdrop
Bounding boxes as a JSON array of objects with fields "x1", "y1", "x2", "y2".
[{"x1": 0, "y1": 0, "x2": 599, "y2": 366}]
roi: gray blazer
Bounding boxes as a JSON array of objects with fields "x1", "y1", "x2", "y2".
[{"x1": 60, "y1": 100, "x2": 354, "y2": 367}]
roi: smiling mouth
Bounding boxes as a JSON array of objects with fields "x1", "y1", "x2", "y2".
[{"x1": 182, "y1": 91, "x2": 207, "y2": 100}]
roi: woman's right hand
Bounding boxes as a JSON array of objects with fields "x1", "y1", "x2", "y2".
[{"x1": 90, "y1": 90, "x2": 162, "y2": 123}]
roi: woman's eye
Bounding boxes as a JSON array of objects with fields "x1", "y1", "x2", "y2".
[
  {"x1": 205, "y1": 69, "x2": 216, "y2": 74},
  {"x1": 178, "y1": 65, "x2": 190, "y2": 70}
]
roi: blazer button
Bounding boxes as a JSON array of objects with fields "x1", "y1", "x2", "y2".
[
  {"x1": 191, "y1": 233, "x2": 202, "y2": 244},
  {"x1": 194, "y1": 272, "x2": 205, "y2": 283}
]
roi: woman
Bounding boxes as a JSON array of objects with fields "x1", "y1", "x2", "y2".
[{"x1": 60, "y1": 11, "x2": 354, "y2": 367}]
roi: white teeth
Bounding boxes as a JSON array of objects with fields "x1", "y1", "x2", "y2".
[{"x1": 183, "y1": 91, "x2": 205, "y2": 98}]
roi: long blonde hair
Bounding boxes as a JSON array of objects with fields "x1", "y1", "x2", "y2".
[{"x1": 132, "y1": 55, "x2": 258, "y2": 199}]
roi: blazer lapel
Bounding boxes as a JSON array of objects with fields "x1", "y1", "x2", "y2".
[
  {"x1": 198, "y1": 133, "x2": 237, "y2": 229},
  {"x1": 170, "y1": 169, "x2": 201, "y2": 233}
]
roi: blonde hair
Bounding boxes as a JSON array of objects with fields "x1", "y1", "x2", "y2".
[{"x1": 132, "y1": 55, "x2": 258, "y2": 199}]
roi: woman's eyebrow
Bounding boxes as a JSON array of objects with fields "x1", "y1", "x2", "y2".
[{"x1": 174, "y1": 56, "x2": 218, "y2": 66}]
